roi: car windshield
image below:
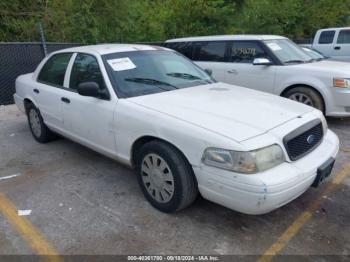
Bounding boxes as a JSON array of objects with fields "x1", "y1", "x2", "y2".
[
  {"x1": 264, "y1": 39, "x2": 313, "y2": 64},
  {"x1": 103, "y1": 50, "x2": 214, "y2": 98}
]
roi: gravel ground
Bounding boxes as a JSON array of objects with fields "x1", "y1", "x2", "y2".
[{"x1": 0, "y1": 104, "x2": 350, "y2": 259}]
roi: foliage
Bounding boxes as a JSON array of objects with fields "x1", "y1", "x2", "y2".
[
  {"x1": 238, "y1": 0, "x2": 350, "y2": 38},
  {"x1": 0, "y1": 0, "x2": 349, "y2": 43}
]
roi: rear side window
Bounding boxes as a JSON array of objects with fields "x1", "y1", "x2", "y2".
[
  {"x1": 165, "y1": 42, "x2": 192, "y2": 59},
  {"x1": 192, "y1": 41, "x2": 226, "y2": 62},
  {"x1": 229, "y1": 41, "x2": 267, "y2": 63},
  {"x1": 337, "y1": 29, "x2": 350, "y2": 44},
  {"x1": 38, "y1": 53, "x2": 72, "y2": 86},
  {"x1": 69, "y1": 53, "x2": 106, "y2": 91},
  {"x1": 318, "y1": 30, "x2": 335, "y2": 44}
]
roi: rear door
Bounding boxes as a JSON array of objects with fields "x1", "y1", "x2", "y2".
[
  {"x1": 36, "y1": 53, "x2": 73, "y2": 130},
  {"x1": 61, "y1": 52, "x2": 117, "y2": 156},
  {"x1": 165, "y1": 42, "x2": 193, "y2": 59},
  {"x1": 334, "y1": 29, "x2": 350, "y2": 61},
  {"x1": 224, "y1": 41, "x2": 276, "y2": 93},
  {"x1": 192, "y1": 41, "x2": 229, "y2": 82}
]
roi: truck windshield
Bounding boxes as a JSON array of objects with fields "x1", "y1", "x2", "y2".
[
  {"x1": 103, "y1": 50, "x2": 214, "y2": 98},
  {"x1": 264, "y1": 39, "x2": 313, "y2": 64}
]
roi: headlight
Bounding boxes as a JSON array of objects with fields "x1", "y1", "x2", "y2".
[
  {"x1": 202, "y1": 145, "x2": 285, "y2": 174},
  {"x1": 333, "y1": 78, "x2": 350, "y2": 88}
]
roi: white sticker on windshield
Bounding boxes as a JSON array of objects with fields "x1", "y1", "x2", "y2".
[
  {"x1": 107, "y1": 57, "x2": 136, "y2": 71},
  {"x1": 267, "y1": 43, "x2": 282, "y2": 51}
]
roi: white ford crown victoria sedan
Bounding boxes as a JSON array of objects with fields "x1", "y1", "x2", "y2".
[
  {"x1": 165, "y1": 35, "x2": 350, "y2": 117},
  {"x1": 14, "y1": 44, "x2": 339, "y2": 215}
]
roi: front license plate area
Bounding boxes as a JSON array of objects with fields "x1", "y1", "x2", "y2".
[{"x1": 312, "y1": 158, "x2": 335, "y2": 188}]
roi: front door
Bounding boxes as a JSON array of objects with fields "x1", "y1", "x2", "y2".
[
  {"x1": 224, "y1": 41, "x2": 276, "y2": 94},
  {"x1": 61, "y1": 53, "x2": 116, "y2": 156},
  {"x1": 333, "y1": 29, "x2": 350, "y2": 61}
]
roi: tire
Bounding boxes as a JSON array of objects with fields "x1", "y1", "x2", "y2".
[
  {"x1": 26, "y1": 103, "x2": 56, "y2": 143},
  {"x1": 284, "y1": 86, "x2": 325, "y2": 113},
  {"x1": 135, "y1": 141, "x2": 198, "y2": 213}
]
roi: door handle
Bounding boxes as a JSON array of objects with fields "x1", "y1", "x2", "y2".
[
  {"x1": 334, "y1": 46, "x2": 341, "y2": 50},
  {"x1": 61, "y1": 97, "x2": 70, "y2": 104},
  {"x1": 33, "y1": 89, "x2": 39, "y2": 94},
  {"x1": 227, "y1": 69, "x2": 238, "y2": 74}
]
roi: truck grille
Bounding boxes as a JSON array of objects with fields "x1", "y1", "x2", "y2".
[{"x1": 283, "y1": 120, "x2": 323, "y2": 161}]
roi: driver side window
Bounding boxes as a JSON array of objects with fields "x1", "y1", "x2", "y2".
[
  {"x1": 229, "y1": 41, "x2": 268, "y2": 63},
  {"x1": 69, "y1": 53, "x2": 107, "y2": 92}
]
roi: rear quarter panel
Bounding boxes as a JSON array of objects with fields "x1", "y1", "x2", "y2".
[{"x1": 15, "y1": 73, "x2": 38, "y2": 107}]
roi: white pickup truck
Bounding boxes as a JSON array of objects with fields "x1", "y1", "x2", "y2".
[{"x1": 309, "y1": 27, "x2": 350, "y2": 62}]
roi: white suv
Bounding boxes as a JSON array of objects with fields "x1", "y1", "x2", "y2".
[{"x1": 165, "y1": 35, "x2": 350, "y2": 117}]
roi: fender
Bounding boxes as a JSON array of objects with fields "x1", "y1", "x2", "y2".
[
  {"x1": 113, "y1": 100, "x2": 243, "y2": 168},
  {"x1": 276, "y1": 77, "x2": 332, "y2": 111}
]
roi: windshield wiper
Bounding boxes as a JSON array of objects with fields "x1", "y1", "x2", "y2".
[
  {"x1": 306, "y1": 58, "x2": 316, "y2": 62},
  {"x1": 284, "y1": 60, "x2": 306, "y2": 64},
  {"x1": 167, "y1": 72, "x2": 201, "y2": 80},
  {"x1": 124, "y1": 77, "x2": 178, "y2": 90},
  {"x1": 166, "y1": 72, "x2": 211, "y2": 83}
]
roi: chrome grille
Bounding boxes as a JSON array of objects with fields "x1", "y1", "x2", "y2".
[{"x1": 283, "y1": 120, "x2": 323, "y2": 161}]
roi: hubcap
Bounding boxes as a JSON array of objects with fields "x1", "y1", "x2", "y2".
[
  {"x1": 29, "y1": 109, "x2": 41, "y2": 138},
  {"x1": 141, "y1": 153, "x2": 174, "y2": 203},
  {"x1": 288, "y1": 93, "x2": 314, "y2": 107}
]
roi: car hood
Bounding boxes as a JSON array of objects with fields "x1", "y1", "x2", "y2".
[
  {"x1": 292, "y1": 60, "x2": 350, "y2": 75},
  {"x1": 128, "y1": 83, "x2": 314, "y2": 142}
]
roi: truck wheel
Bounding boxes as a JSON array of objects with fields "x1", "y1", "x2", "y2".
[
  {"x1": 26, "y1": 103, "x2": 55, "y2": 143},
  {"x1": 136, "y1": 141, "x2": 198, "y2": 213},
  {"x1": 284, "y1": 86, "x2": 325, "y2": 113}
]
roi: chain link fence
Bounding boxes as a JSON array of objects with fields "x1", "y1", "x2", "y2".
[{"x1": 0, "y1": 42, "x2": 81, "y2": 105}]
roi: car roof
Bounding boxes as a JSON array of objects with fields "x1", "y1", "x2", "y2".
[
  {"x1": 54, "y1": 44, "x2": 168, "y2": 55},
  {"x1": 166, "y1": 34, "x2": 287, "y2": 42},
  {"x1": 317, "y1": 27, "x2": 350, "y2": 31}
]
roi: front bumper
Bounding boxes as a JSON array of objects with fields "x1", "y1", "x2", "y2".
[
  {"x1": 193, "y1": 130, "x2": 339, "y2": 215},
  {"x1": 327, "y1": 87, "x2": 350, "y2": 117}
]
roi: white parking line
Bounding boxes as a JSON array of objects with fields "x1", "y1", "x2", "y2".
[{"x1": 0, "y1": 173, "x2": 22, "y2": 181}]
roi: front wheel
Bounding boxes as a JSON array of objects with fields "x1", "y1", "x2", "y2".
[
  {"x1": 284, "y1": 86, "x2": 325, "y2": 113},
  {"x1": 136, "y1": 141, "x2": 198, "y2": 213}
]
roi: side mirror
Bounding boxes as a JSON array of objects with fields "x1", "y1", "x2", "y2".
[
  {"x1": 78, "y1": 82, "x2": 107, "y2": 99},
  {"x1": 204, "y1": 68, "x2": 213, "y2": 76},
  {"x1": 253, "y1": 58, "x2": 272, "y2": 65}
]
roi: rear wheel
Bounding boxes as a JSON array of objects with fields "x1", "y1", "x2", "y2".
[
  {"x1": 284, "y1": 86, "x2": 325, "y2": 113},
  {"x1": 26, "y1": 103, "x2": 56, "y2": 143},
  {"x1": 135, "y1": 141, "x2": 198, "y2": 213}
]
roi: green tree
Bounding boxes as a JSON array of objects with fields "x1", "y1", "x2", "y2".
[
  {"x1": 0, "y1": 0, "x2": 45, "y2": 41},
  {"x1": 0, "y1": 0, "x2": 130, "y2": 43},
  {"x1": 238, "y1": 0, "x2": 350, "y2": 39},
  {"x1": 161, "y1": 0, "x2": 236, "y2": 38},
  {"x1": 44, "y1": 0, "x2": 129, "y2": 43},
  {"x1": 0, "y1": 0, "x2": 350, "y2": 43}
]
